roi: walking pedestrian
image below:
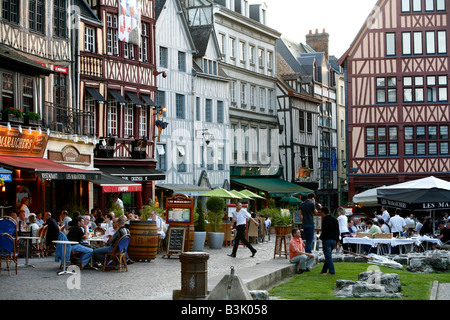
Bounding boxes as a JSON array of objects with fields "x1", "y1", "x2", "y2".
[
  {"x1": 319, "y1": 207, "x2": 339, "y2": 275},
  {"x1": 228, "y1": 202, "x2": 259, "y2": 258}
]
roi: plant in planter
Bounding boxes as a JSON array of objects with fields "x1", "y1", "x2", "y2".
[
  {"x1": 193, "y1": 199, "x2": 207, "y2": 251},
  {"x1": 23, "y1": 111, "x2": 42, "y2": 125},
  {"x1": 205, "y1": 196, "x2": 225, "y2": 249},
  {"x1": 268, "y1": 208, "x2": 292, "y2": 236},
  {"x1": 2, "y1": 107, "x2": 23, "y2": 122}
]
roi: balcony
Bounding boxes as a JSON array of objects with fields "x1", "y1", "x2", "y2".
[{"x1": 42, "y1": 101, "x2": 95, "y2": 136}]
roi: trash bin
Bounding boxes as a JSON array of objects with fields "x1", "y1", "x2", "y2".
[{"x1": 180, "y1": 252, "x2": 210, "y2": 299}]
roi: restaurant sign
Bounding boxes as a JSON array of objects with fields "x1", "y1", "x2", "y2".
[
  {"x1": 38, "y1": 172, "x2": 101, "y2": 180},
  {"x1": 0, "y1": 126, "x2": 48, "y2": 157}
]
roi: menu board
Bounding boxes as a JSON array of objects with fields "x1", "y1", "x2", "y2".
[
  {"x1": 167, "y1": 208, "x2": 191, "y2": 222},
  {"x1": 165, "y1": 227, "x2": 185, "y2": 258}
]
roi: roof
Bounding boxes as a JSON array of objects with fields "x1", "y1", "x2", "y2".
[
  {"x1": 0, "y1": 44, "x2": 53, "y2": 76},
  {"x1": 190, "y1": 25, "x2": 214, "y2": 57}
]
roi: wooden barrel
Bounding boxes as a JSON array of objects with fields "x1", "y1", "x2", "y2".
[
  {"x1": 184, "y1": 225, "x2": 195, "y2": 252},
  {"x1": 127, "y1": 220, "x2": 158, "y2": 261}
]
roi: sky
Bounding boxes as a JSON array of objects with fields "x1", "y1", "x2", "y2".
[{"x1": 262, "y1": 0, "x2": 378, "y2": 58}]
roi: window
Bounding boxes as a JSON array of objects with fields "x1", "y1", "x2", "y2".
[
  {"x1": 406, "y1": 75, "x2": 447, "y2": 103},
  {"x1": 84, "y1": 27, "x2": 95, "y2": 52},
  {"x1": 176, "y1": 94, "x2": 185, "y2": 119},
  {"x1": 250, "y1": 86, "x2": 256, "y2": 107},
  {"x1": 54, "y1": 0, "x2": 67, "y2": 38},
  {"x1": 426, "y1": 31, "x2": 436, "y2": 54},
  {"x1": 258, "y1": 48, "x2": 264, "y2": 68},
  {"x1": 107, "y1": 101, "x2": 118, "y2": 136},
  {"x1": 413, "y1": 0, "x2": 422, "y2": 11},
  {"x1": 386, "y1": 33, "x2": 396, "y2": 56},
  {"x1": 84, "y1": 93, "x2": 95, "y2": 135},
  {"x1": 249, "y1": 45, "x2": 255, "y2": 65},
  {"x1": 124, "y1": 105, "x2": 133, "y2": 137},
  {"x1": 230, "y1": 82, "x2": 236, "y2": 104},
  {"x1": 241, "y1": 83, "x2": 247, "y2": 106},
  {"x1": 259, "y1": 88, "x2": 265, "y2": 109},
  {"x1": 217, "y1": 101, "x2": 224, "y2": 123},
  {"x1": 404, "y1": 124, "x2": 450, "y2": 156},
  {"x1": 140, "y1": 22, "x2": 149, "y2": 62},
  {"x1": 178, "y1": 51, "x2": 186, "y2": 72},
  {"x1": 29, "y1": 0, "x2": 44, "y2": 33},
  {"x1": 196, "y1": 97, "x2": 201, "y2": 121},
  {"x1": 205, "y1": 99, "x2": 212, "y2": 122},
  {"x1": 139, "y1": 107, "x2": 147, "y2": 138},
  {"x1": 156, "y1": 91, "x2": 166, "y2": 116},
  {"x1": 437, "y1": 0, "x2": 446, "y2": 11},
  {"x1": 401, "y1": 0, "x2": 410, "y2": 12},
  {"x1": 2, "y1": 72, "x2": 14, "y2": 110},
  {"x1": 267, "y1": 51, "x2": 273, "y2": 70},
  {"x1": 54, "y1": 73, "x2": 67, "y2": 108},
  {"x1": 376, "y1": 77, "x2": 397, "y2": 103},
  {"x1": 2, "y1": 0, "x2": 19, "y2": 24},
  {"x1": 299, "y1": 111, "x2": 305, "y2": 132},
  {"x1": 402, "y1": 32, "x2": 411, "y2": 55},
  {"x1": 156, "y1": 144, "x2": 166, "y2": 171},
  {"x1": 219, "y1": 33, "x2": 226, "y2": 56},
  {"x1": 413, "y1": 32, "x2": 423, "y2": 55},
  {"x1": 107, "y1": 14, "x2": 119, "y2": 55},
  {"x1": 307, "y1": 113, "x2": 313, "y2": 133},
  {"x1": 366, "y1": 126, "x2": 398, "y2": 157},
  {"x1": 160, "y1": 47, "x2": 168, "y2": 68},
  {"x1": 22, "y1": 77, "x2": 34, "y2": 114},
  {"x1": 239, "y1": 41, "x2": 246, "y2": 61},
  {"x1": 437, "y1": 31, "x2": 447, "y2": 54},
  {"x1": 230, "y1": 37, "x2": 236, "y2": 59}
]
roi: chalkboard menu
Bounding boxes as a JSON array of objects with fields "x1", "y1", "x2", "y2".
[{"x1": 165, "y1": 227, "x2": 185, "y2": 258}]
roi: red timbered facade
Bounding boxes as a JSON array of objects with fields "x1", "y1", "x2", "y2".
[
  {"x1": 81, "y1": 0, "x2": 165, "y2": 212},
  {"x1": 338, "y1": 0, "x2": 449, "y2": 199}
]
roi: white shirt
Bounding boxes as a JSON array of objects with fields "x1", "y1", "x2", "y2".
[
  {"x1": 381, "y1": 224, "x2": 390, "y2": 233},
  {"x1": 389, "y1": 215, "x2": 406, "y2": 233},
  {"x1": 115, "y1": 198, "x2": 124, "y2": 214},
  {"x1": 381, "y1": 210, "x2": 390, "y2": 223},
  {"x1": 232, "y1": 208, "x2": 251, "y2": 226},
  {"x1": 337, "y1": 214, "x2": 349, "y2": 233},
  {"x1": 148, "y1": 216, "x2": 166, "y2": 239}
]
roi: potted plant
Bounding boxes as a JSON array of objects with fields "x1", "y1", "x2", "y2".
[
  {"x1": 23, "y1": 111, "x2": 42, "y2": 125},
  {"x1": 2, "y1": 107, "x2": 23, "y2": 123},
  {"x1": 193, "y1": 199, "x2": 207, "y2": 251},
  {"x1": 205, "y1": 196, "x2": 225, "y2": 249},
  {"x1": 270, "y1": 208, "x2": 293, "y2": 236}
]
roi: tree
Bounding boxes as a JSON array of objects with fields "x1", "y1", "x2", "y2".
[
  {"x1": 205, "y1": 196, "x2": 225, "y2": 232},
  {"x1": 194, "y1": 199, "x2": 206, "y2": 232}
]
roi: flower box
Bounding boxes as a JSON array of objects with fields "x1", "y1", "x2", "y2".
[{"x1": 2, "y1": 112, "x2": 24, "y2": 124}]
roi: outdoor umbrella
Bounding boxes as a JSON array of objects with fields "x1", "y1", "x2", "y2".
[
  {"x1": 352, "y1": 186, "x2": 386, "y2": 206},
  {"x1": 377, "y1": 188, "x2": 450, "y2": 211},
  {"x1": 229, "y1": 190, "x2": 251, "y2": 199},
  {"x1": 200, "y1": 188, "x2": 240, "y2": 199},
  {"x1": 239, "y1": 189, "x2": 265, "y2": 199},
  {"x1": 280, "y1": 196, "x2": 302, "y2": 205}
]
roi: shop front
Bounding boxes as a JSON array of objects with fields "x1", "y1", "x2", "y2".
[{"x1": 0, "y1": 126, "x2": 101, "y2": 215}]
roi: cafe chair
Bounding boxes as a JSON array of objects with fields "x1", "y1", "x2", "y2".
[
  {"x1": 0, "y1": 217, "x2": 18, "y2": 238},
  {"x1": 32, "y1": 225, "x2": 47, "y2": 258},
  {"x1": 103, "y1": 235, "x2": 130, "y2": 272},
  {"x1": 0, "y1": 233, "x2": 18, "y2": 276},
  {"x1": 94, "y1": 227, "x2": 105, "y2": 236},
  {"x1": 70, "y1": 250, "x2": 84, "y2": 269}
]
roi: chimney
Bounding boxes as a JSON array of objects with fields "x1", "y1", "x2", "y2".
[{"x1": 305, "y1": 28, "x2": 329, "y2": 60}]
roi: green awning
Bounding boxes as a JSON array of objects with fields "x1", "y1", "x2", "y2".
[{"x1": 232, "y1": 178, "x2": 313, "y2": 197}]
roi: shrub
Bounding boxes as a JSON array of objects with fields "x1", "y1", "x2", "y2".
[
  {"x1": 194, "y1": 199, "x2": 206, "y2": 232},
  {"x1": 205, "y1": 196, "x2": 225, "y2": 232}
]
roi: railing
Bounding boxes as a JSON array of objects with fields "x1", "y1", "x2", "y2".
[{"x1": 43, "y1": 101, "x2": 95, "y2": 136}]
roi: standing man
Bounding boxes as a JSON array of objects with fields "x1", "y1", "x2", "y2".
[
  {"x1": 319, "y1": 207, "x2": 339, "y2": 275},
  {"x1": 112, "y1": 194, "x2": 124, "y2": 215},
  {"x1": 299, "y1": 193, "x2": 318, "y2": 253},
  {"x1": 381, "y1": 206, "x2": 390, "y2": 224},
  {"x1": 289, "y1": 228, "x2": 315, "y2": 274},
  {"x1": 228, "y1": 202, "x2": 259, "y2": 258}
]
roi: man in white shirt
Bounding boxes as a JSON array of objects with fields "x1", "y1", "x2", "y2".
[
  {"x1": 148, "y1": 210, "x2": 166, "y2": 239},
  {"x1": 228, "y1": 202, "x2": 259, "y2": 258},
  {"x1": 389, "y1": 208, "x2": 406, "y2": 237},
  {"x1": 112, "y1": 194, "x2": 124, "y2": 215},
  {"x1": 380, "y1": 206, "x2": 390, "y2": 224}
]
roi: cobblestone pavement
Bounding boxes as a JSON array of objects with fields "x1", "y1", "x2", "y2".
[{"x1": 0, "y1": 237, "x2": 280, "y2": 300}]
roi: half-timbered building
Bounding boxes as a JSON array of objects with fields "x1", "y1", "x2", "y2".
[
  {"x1": 338, "y1": 0, "x2": 450, "y2": 200},
  {"x1": 0, "y1": 0, "x2": 103, "y2": 214},
  {"x1": 81, "y1": 0, "x2": 165, "y2": 212}
]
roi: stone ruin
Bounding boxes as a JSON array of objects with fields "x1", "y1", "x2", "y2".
[{"x1": 335, "y1": 269, "x2": 403, "y2": 299}]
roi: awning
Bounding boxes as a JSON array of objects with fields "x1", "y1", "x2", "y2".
[
  {"x1": 125, "y1": 91, "x2": 144, "y2": 106},
  {"x1": 108, "y1": 89, "x2": 127, "y2": 105},
  {"x1": 141, "y1": 94, "x2": 155, "y2": 106},
  {"x1": 0, "y1": 44, "x2": 53, "y2": 76},
  {"x1": 91, "y1": 172, "x2": 142, "y2": 193},
  {"x1": 0, "y1": 156, "x2": 101, "y2": 180},
  {"x1": 156, "y1": 184, "x2": 211, "y2": 197},
  {"x1": 101, "y1": 166, "x2": 166, "y2": 182},
  {"x1": 86, "y1": 87, "x2": 107, "y2": 103},
  {"x1": 232, "y1": 178, "x2": 313, "y2": 197}
]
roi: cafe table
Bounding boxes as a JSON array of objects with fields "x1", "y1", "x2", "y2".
[
  {"x1": 17, "y1": 236, "x2": 41, "y2": 268},
  {"x1": 53, "y1": 240, "x2": 79, "y2": 275},
  {"x1": 343, "y1": 237, "x2": 418, "y2": 255}
]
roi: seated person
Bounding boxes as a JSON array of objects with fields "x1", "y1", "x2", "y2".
[
  {"x1": 434, "y1": 221, "x2": 450, "y2": 249},
  {"x1": 67, "y1": 216, "x2": 93, "y2": 268},
  {"x1": 363, "y1": 220, "x2": 381, "y2": 254},
  {"x1": 289, "y1": 228, "x2": 315, "y2": 274},
  {"x1": 148, "y1": 210, "x2": 166, "y2": 240},
  {"x1": 93, "y1": 216, "x2": 130, "y2": 266}
]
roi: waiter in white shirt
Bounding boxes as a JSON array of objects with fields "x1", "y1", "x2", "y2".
[{"x1": 228, "y1": 202, "x2": 259, "y2": 258}]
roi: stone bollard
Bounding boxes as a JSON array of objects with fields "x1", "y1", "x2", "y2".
[{"x1": 179, "y1": 252, "x2": 210, "y2": 300}]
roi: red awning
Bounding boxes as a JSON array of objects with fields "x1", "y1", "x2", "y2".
[
  {"x1": 0, "y1": 156, "x2": 101, "y2": 180},
  {"x1": 91, "y1": 172, "x2": 142, "y2": 193}
]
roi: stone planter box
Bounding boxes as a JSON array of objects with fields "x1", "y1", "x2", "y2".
[{"x1": 2, "y1": 113, "x2": 23, "y2": 124}]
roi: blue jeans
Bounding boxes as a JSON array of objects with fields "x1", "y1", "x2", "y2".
[
  {"x1": 321, "y1": 239, "x2": 336, "y2": 274},
  {"x1": 71, "y1": 244, "x2": 93, "y2": 267},
  {"x1": 303, "y1": 224, "x2": 315, "y2": 253},
  {"x1": 93, "y1": 244, "x2": 114, "y2": 264}
]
